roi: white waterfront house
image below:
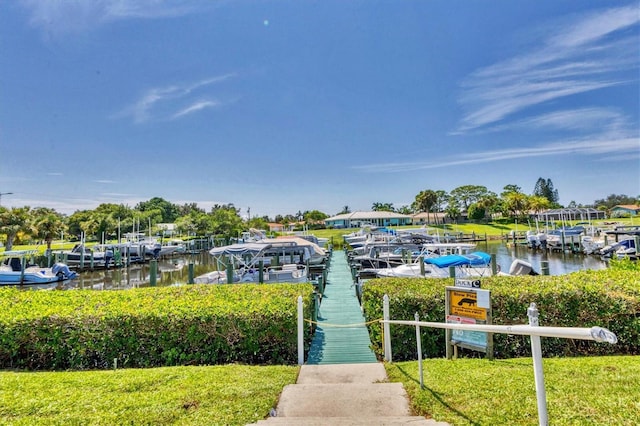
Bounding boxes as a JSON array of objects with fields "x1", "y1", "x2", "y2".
[{"x1": 324, "y1": 211, "x2": 412, "y2": 229}]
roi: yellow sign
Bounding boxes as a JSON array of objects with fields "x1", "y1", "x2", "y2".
[{"x1": 450, "y1": 289, "x2": 486, "y2": 320}]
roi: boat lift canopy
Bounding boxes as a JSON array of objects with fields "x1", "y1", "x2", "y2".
[{"x1": 424, "y1": 251, "x2": 491, "y2": 268}]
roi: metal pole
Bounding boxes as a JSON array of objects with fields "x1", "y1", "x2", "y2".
[
  {"x1": 382, "y1": 320, "x2": 617, "y2": 342},
  {"x1": 383, "y1": 294, "x2": 392, "y2": 362},
  {"x1": 415, "y1": 312, "x2": 423, "y2": 389},
  {"x1": 297, "y1": 296, "x2": 304, "y2": 365},
  {"x1": 528, "y1": 303, "x2": 548, "y2": 426}
]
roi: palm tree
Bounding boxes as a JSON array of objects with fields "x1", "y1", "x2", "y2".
[
  {"x1": 414, "y1": 190, "x2": 438, "y2": 224},
  {"x1": 503, "y1": 192, "x2": 530, "y2": 218},
  {"x1": 0, "y1": 206, "x2": 32, "y2": 251},
  {"x1": 528, "y1": 196, "x2": 551, "y2": 216},
  {"x1": 32, "y1": 207, "x2": 67, "y2": 252},
  {"x1": 371, "y1": 202, "x2": 394, "y2": 212}
]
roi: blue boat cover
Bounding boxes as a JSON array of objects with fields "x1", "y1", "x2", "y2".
[{"x1": 424, "y1": 251, "x2": 491, "y2": 268}]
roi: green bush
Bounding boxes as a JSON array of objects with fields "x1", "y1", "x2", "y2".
[
  {"x1": 361, "y1": 269, "x2": 639, "y2": 360},
  {"x1": 0, "y1": 284, "x2": 314, "y2": 370}
]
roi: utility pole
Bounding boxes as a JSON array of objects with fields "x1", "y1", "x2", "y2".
[{"x1": 0, "y1": 192, "x2": 13, "y2": 207}]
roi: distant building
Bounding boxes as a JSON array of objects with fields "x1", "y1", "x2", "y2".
[
  {"x1": 610, "y1": 205, "x2": 640, "y2": 217},
  {"x1": 268, "y1": 222, "x2": 287, "y2": 232},
  {"x1": 324, "y1": 211, "x2": 412, "y2": 228},
  {"x1": 157, "y1": 223, "x2": 177, "y2": 236},
  {"x1": 411, "y1": 212, "x2": 448, "y2": 225}
]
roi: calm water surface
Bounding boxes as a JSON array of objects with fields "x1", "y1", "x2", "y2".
[
  {"x1": 26, "y1": 241, "x2": 609, "y2": 291},
  {"x1": 480, "y1": 240, "x2": 608, "y2": 275}
]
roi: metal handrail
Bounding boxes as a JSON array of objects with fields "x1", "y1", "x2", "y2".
[{"x1": 381, "y1": 295, "x2": 617, "y2": 426}]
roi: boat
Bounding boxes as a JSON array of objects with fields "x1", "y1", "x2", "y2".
[
  {"x1": 0, "y1": 250, "x2": 77, "y2": 285},
  {"x1": 600, "y1": 238, "x2": 638, "y2": 259},
  {"x1": 55, "y1": 244, "x2": 111, "y2": 268},
  {"x1": 580, "y1": 235, "x2": 605, "y2": 255},
  {"x1": 195, "y1": 238, "x2": 321, "y2": 284},
  {"x1": 375, "y1": 250, "x2": 494, "y2": 279},
  {"x1": 120, "y1": 231, "x2": 181, "y2": 259},
  {"x1": 264, "y1": 237, "x2": 328, "y2": 265}
]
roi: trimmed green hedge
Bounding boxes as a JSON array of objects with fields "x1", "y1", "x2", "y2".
[
  {"x1": 361, "y1": 269, "x2": 640, "y2": 360},
  {"x1": 0, "y1": 284, "x2": 315, "y2": 370}
]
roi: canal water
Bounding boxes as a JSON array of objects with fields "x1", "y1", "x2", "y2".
[
  {"x1": 27, "y1": 241, "x2": 609, "y2": 291},
  {"x1": 479, "y1": 240, "x2": 608, "y2": 276}
]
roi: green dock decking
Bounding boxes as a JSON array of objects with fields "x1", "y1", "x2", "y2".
[{"x1": 306, "y1": 250, "x2": 378, "y2": 364}]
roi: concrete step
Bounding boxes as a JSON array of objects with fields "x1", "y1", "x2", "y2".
[
  {"x1": 251, "y1": 416, "x2": 448, "y2": 425},
  {"x1": 297, "y1": 363, "x2": 387, "y2": 384},
  {"x1": 275, "y1": 383, "x2": 412, "y2": 418}
]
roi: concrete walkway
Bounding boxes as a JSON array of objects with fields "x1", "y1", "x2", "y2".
[
  {"x1": 248, "y1": 251, "x2": 450, "y2": 425},
  {"x1": 250, "y1": 363, "x2": 449, "y2": 425}
]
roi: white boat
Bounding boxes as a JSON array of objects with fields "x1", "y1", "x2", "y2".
[
  {"x1": 259, "y1": 237, "x2": 328, "y2": 266},
  {"x1": 580, "y1": 235, "x2": 605, "y2": 255},
  {"x1": 127, "y1": 237, "x2": 181, "y2": 259},
  {"x1": 195, "y1": 238, "x2": 322, "y2": 284},
  {"x1": 375, "y1": 250, "x2": 494, "y2": 279},
  {"x1": 600, "y1": 238, "x2": 638, "y2": 259},
  {"x1": 56, "y1": 244, "x2": 110, "y2": 268},
  {"x1": 0, "y1": 250, "x2": 77, "y2": 285}
]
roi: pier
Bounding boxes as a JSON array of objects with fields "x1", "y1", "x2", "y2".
[
  {"x1": 252, "y1": 250, "x2": 448, "y2": 424},
  {"x1": 306, "y1": 250, "x2": 377, "y2": 364}
]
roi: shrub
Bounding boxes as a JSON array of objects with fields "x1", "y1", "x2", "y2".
[
  {"x1": 0, "y1": 284, "x2": 315, "y2": 370},
  {"x1": 361, "y1": 269, "x2": 639, "y2": 360}
]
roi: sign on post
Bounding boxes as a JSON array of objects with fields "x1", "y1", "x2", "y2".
[{"x1": 445, "y1": 282, "x2": 493, "y2": 359}]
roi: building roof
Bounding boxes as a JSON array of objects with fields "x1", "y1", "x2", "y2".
[
  {"x1": 411, "y1": 212, "x2": 447, "y2": 219},
  {"x1": 325, "y1": 211, "x2": 412, "y2": 221},
  {"x1": 612, "y1": 205, "x2": 640, "y2": 210},
  {"x1": 537, "y1": 207, "x2": 604, "y2": 215}
]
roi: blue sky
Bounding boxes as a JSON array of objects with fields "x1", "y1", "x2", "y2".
[{"x1": 1, "y1": 0, "x2": 638, "y2": 218}]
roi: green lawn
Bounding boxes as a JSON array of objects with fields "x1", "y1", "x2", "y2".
[
  {"x1": 0, "y1": 364, "x2": 299, "y2": 426},
  {"x1": 2, "y1": 356, "x2": 638, "y2": 425},
  {"x1": 312, "y1": 218, "x2": 637, "y2": 242},
  {"x1": 386, "y1": 355, "x2": 640, "y2": 425}
]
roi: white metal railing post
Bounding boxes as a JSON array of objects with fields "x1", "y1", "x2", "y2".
[
  {"x1": 297, "y1": 296, "x2": 304, "y2": 365},
  {"x1": 528, "y1": 303, "x2": 548, "y2": 426},
  {"x1": 415, "y1": 312, "x2": 424, "y2": 389},
  {"x1": 383, "y1": 294, "x2": 392, "y2": 362}
]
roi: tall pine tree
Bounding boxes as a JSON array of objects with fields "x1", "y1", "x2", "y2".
[{"x1": 533, "y1": 178, "x2": 559, "y2": 206}]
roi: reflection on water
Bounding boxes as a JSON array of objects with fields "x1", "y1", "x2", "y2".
[
  {"x1": 480, "y1": 241, "x2": 608, "y2": 276},
  {"x1": 56, "y1": 252, "x2": 218, "y2": 291},
  {"x1": 16, "y1": 242, "x2": 610, "y2": 291}
]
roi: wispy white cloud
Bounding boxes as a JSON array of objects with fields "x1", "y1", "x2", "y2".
[
  {"x1": 353, "y1": 134, "x2": 639, "y2": 173},
  {"x1": 455, "y1": 4, "x2": 640, "y2": 133},
  {"x1": 489, "y1": 107, "x2": 629, "y2": 133},
  {"x1": 118, "y1": 74, "x2": 235, "y2": 123},
  {"x1": 94, "y1": 179, "x2": 116, "y2": 184},
  {"x1": 101, "y1": 192, "x2": 135, "y2": 197},
  {"x1": 20, "y1": 0, "x2": 207, "y2": 35},
  {"x1": 171, "y1": 100, "x2": 220, "y2": 120}
]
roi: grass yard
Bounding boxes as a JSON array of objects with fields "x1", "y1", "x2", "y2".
[
  {"x1": 0, "y1": 364, "x2": 299, "y2": 426},
  {"x1": 386, "y1": 355, "x2": 640, "y2": 425}
]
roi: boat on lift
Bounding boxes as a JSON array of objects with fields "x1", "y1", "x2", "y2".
[{"x1": 0, "y1": 250, "x2": 77, "y2": 285}]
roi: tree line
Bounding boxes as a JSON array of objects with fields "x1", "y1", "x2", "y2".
[
  {"x1": 370, "y1": 179, "x2": 637, "y2": 223},
  {"x1": 0, "y1": 178, "x2": 637, "y2": 251}
]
